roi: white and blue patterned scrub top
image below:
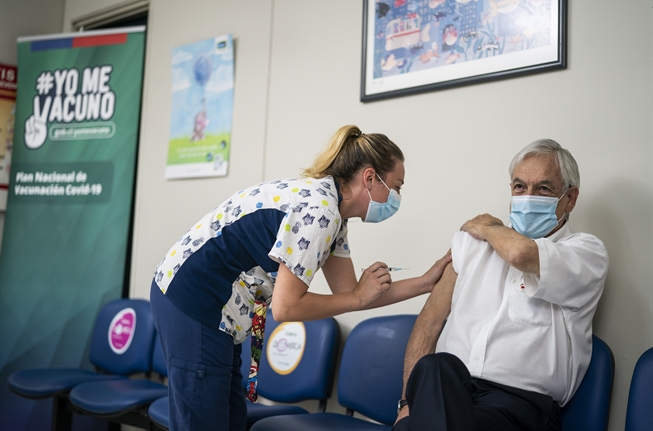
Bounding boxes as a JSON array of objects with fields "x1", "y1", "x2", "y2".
[{"x1": 153, "y1": 176, "x2": 350, "y2": 343}]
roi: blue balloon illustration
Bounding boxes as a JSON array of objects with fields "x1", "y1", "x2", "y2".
[{"x1": 194, "y1": 54, "x2": 212, "y2": 86}]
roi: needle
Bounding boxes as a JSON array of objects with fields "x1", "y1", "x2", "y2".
[{"x1": 361, "y1": 267, "x2": 410, "y2": 272}]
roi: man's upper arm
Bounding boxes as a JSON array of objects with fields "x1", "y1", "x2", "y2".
[
  {"x1": 527, "y1": 233, "x2": 608, "y2": 308},
  {"x1": 401, "y1": 262, "x2": 458, "y2": 384},
  {"x1": 420, "y1": 263, "x2": 458, "y2": 335}
]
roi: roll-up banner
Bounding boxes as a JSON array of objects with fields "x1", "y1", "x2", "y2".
[{"x1": 0, "y1": 27, "x2": 145, "y2": 430}]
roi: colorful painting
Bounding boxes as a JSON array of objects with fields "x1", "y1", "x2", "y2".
[
  {"x1": 361, "y1": 0, "x2": 565, "y2": 101},
  {"x1": 166, "y1": 35, "x2": 234, "y2": 179}
]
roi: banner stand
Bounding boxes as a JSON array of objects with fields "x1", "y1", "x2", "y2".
[{"x1": 0, "y1": 27, "x2": 146, "y2": 431}]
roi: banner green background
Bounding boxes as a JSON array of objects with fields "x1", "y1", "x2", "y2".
[{"x1": 0, "y1": 29, "x2": 145, "y2": 430}]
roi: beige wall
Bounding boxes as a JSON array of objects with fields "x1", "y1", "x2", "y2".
[{"x1": 7, "y1": 0, "x2": 653, "y2": 429}]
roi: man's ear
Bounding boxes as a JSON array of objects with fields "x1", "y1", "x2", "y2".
[{"x1": 565, "y1": 186, "x2": 579, "y2": 214}]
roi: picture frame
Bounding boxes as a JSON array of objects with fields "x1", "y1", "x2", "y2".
[{"x1": 361, "y1": 0, "x2": 567, "y2": 102}]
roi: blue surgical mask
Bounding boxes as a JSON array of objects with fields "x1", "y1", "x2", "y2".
[
  {"x1": 364, "y1": 175, "x2": 401, "y2": 223},
  {"x1": 509, "y1": 193, "x2": 566, "y2": 239}
]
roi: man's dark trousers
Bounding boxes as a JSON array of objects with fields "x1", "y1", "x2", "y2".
[{"x1": 393, "y1": 353, "x2": 561, "y2": 431}]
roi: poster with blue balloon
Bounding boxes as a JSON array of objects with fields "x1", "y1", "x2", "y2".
[{"x1": 166, "y1": 34, "x2": 233, "y2": 179}]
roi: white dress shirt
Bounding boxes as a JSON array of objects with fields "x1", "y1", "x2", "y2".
[{"x1": 436, "y1": 223, "x2": 609, "y2": 405}]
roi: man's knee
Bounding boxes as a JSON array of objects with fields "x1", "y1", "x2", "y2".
[
  {"x1": 405, "y1": 353, "x2": 476, "y2": 430},
  {"x1": 414, "y1": 352, "x2": 466, "y2": 376},
  {"x1": 409, "y1": 352, "x2": 472, "y2": 395}
]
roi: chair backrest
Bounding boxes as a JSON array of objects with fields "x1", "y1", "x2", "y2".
[
  {"x1": 625, "y1": 347, "x2": 653, "y2": 431},
  {"x1": 337, "y1": 314, "x2": 417, "y2": 426},
  {"x1": 256, "y1": 310, "x2": 340, "y2": 403},
  {"x1": 559, "y1": 335, "x2": 615, "y2": 431},
  {"x1": 89, "y1": 298, "x2": 157, "y2": 375}
]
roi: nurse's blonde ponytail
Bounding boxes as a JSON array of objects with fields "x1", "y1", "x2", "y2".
[{"x1": 302, "y1": 125, "x2": 404, "y2": 187}]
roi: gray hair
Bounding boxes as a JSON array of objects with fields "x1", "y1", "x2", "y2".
[{"x1": 509, "y1": 139, "x2": 580, "y2": 190}]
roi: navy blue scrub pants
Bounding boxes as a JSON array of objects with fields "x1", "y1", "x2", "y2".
[
  {"x1": 150, "y1": 281, "x2": 247, "y2": 431},
  {"x1": 393, "y1": 353, "x2": 561, "y2": 431}
]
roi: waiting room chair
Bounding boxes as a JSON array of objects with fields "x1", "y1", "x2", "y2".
[
  {"x1": 625, "y1": 347, "x2": 653, "y2": 431},
  {"x1": 147, "y1": 311, "x2": 340, "y2": 430},
  {"x1": 250, "y1": 314, "x2": 417, "y2": 431},
  {"x1": 246, "y1": 310, "x2": 340, "y2": 424},
  {"x1": 68, "y1": 333, "x2": 168, "y2": 429},
  {"x1": 147, "y1": 395, "x2": 169, "y2": 430},
  {"x1": 7, "y1": 298, "x2": 157, "y2": 431},
  {"x1": 559, "y1": 335, "x2": 615, "y2": 431}
]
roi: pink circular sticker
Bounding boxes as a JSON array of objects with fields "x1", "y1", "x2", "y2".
[{"x1": 108, "y1": 308, "x2": 136, "y2": 354}]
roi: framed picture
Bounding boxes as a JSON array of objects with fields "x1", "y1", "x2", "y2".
[{"x1": 361, "y1": 0, "x2": 567, "y2": 102}]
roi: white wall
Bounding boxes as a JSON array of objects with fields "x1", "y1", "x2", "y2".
[{"x1": 41, "y1": 0, "x2": 653, "y2": 429}]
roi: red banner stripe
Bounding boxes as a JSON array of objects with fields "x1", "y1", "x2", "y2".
[{"x1": 72, "y1": 33, "x2": 128, "y2": 48}]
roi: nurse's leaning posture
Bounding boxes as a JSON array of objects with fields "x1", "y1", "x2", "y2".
[{"x1": 150, "y1": 125, "x2": 451, "y2": 431}]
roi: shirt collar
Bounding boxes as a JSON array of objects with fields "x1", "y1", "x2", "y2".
[{"x1": 545, "y1": 221, "x2": 572, "y2": 242}]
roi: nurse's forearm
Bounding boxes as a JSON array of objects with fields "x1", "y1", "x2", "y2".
[
  {"x1": 362, "y1": 250, "x2": 452, "y2": 309},
  {"x1": 360, "y1": 276, "x2": 432, "y2": 309},
  {"x1": 272, "y1": 261, "x2": 386, "y2": 322},
  {"x1": 272, "y1": 290, "x2": 365, "y2": 322}
]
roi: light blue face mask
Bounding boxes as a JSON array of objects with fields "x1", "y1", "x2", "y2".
[
  {"x1": 509, "y1": 193, "x2": 566, "y2": 239},
  {"x1": 364, "y1": 174, "x2": 401, "y2": 223}
]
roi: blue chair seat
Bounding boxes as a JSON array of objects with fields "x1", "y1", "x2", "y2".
[
  {"x1": 69, "y1": 335, "x2": 168, "y2": 420},
  {"x1": 7, "y1": 299, "x2": 158, "y2": 428},
  {"x1": 246, "y1": 402, "x2": 308, "y2": 423},
  {"x1": 148, "y1": 396, "x2": 170, "y2": 430},
  {"x1": 147, "y1": 396, "x2": 309, "y2": 430},
  {"x1": 251, "y1": 412, "x2": 391, "y2": 431},
  {"x1": 69, "y1": 379, "x2": 168, "y2": 416},
  {"x1": 8, "y1": 368, "x2": 125, "y2": 398},
  {"x1": 7, "y1": 299, "x2": 156, "y2": 404}
]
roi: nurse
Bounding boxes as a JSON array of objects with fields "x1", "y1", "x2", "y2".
[{"x1": 150, "y1": 125, "x2": 451, "y2": 431}]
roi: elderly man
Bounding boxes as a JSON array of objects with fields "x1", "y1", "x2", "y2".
[{"x1": 394, "y1": 139, "x2": 609, "y2": 431}]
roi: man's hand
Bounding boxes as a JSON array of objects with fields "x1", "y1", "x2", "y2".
[
  {"x1": 460, "y1": 213, "x2": 504, "y2": 241},
  {"x1": 461, "y1": 213, "x2": 540, "y2": 275}
]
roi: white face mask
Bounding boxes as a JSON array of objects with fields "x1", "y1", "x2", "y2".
[{"x1": 363, "y1": 174, "x2": 401, "y2": 223}]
